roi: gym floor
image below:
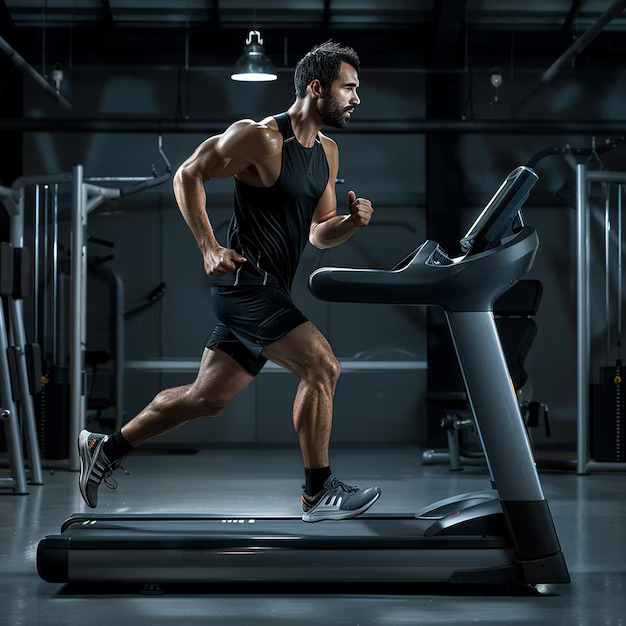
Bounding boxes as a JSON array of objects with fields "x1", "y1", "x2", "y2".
[{"x1": 1, "y1": 446, "x2": 624, "y2": 626}]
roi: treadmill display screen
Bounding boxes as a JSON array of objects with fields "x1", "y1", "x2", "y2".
[{"x1": 460, "y1": 166, "x2": 539, "y2": 255}]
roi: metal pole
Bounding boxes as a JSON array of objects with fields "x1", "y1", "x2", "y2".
[
  {"x1": 606, "y1": 186, "x2": 611, "y2": 359},
  {"x1": 43, "y1": 186, "x2": 49, "y2": 358},
  {"x1": 577, "y1": 164, "x2": 590, "y2": 474},
  {"x1": 542, "y1": 0, "x2": 626, "y2": 84},
  {"x1": 617, "y1": 185, "x2": 622, "y2": 352},
  {"x1": 12, "y1": 173, "x2": 73, "y2": 188},
  {"x1": 8, "y1": 297, "x2": 44, "y2": 485},
  {"x1": 34, "y1": 185, "x2": 40, "y2": 344},
  {"x1": 0, "y1": 36, "x2": 72, "y2": 109},
  {"x1": 588, "y1": 171, "x2": 626, "y2": 184},
  {"x1": 80, "y1": 181, "x2": 88, "y2": 452},
  {"x1": 52, "y1": 184, "x2": 59, "y2": 366},
  {"x1": 8, "y1": 189, "x2": 23, "y2": 245},
  {"x1": 0, "y1": 303, "x2": 27, "y2": 495},
  {"x1": 113, "y1": 272, "x2": 125, "y2": 431},
  {"x1": 69, "y1": 165, "x2": 86, "y2": 472}
]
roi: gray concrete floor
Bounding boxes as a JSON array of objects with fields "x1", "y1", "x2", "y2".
[{"x1": 1, "y1": 446, "x2": 625, "y2": 626}]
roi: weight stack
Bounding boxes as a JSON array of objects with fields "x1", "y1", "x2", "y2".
[
  {"x1": 35, "y1": 366, "x2": 70, "y2": 460},
  {"x1": 591, "y1": 364, "x2": 626, "y2": 462}
]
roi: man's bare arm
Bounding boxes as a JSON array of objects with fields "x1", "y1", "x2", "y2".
[
  {"x1": 309, "y1": 139, "x2": 373, "y2": 249},
  {"x1": 173, "y1": 120, "x2": 258, "y2": 255}
]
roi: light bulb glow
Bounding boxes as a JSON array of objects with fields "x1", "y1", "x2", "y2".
[{"x1": 231, "y1": 72, "x2": 277, "y2": 82}]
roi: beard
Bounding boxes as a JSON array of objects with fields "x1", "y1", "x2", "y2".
[{"x1": 318, "y1": 94, "x2": 353, "y2": 129}]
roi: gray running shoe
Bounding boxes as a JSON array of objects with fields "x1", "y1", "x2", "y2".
[
  {"x1": 301, "y1": 475, "x2": 381, "y2": 522},
  {"x1": 78, "y1": 430, "x2": 128, "y2": 508}
]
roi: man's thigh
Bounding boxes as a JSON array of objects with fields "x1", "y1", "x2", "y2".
[{"x1": 260, "y1": 321, "x2": 337, "y2": 378}]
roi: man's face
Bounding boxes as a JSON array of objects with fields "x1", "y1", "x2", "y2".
[{"x1": 317, "y1": 61, "x2": 360, "y2": 129}]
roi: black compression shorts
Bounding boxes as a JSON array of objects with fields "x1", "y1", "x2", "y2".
[{"x1": 206, "y1": 284, "x2": 309, "y2": 376}]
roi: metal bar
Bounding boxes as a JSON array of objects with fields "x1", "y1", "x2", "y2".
[
  {"x1": 577, "y1": 164, "x2": 590, "y2": 474},
  {"x1": 86, "y1": 195, "x2": 108, "y2": 214},
  {"x1": 542, "y1": 0, "x2": 626, "y2": 83},
  {"x1": 8, "y1": 297, "x2": 44, "y2": 485},
  {"x1": 0, "y1": 298, "x2": 27, "y2": 494},
  {"x1": 52, "y1": 184, "x2": 58, "y2": 366},
  {"x1": 617, "y1": 185, "x2": 622, "y2": 348},
  {"x1": 0, "y1": 185, "x2": 19, "y2": 212},
  {"x1": 56, "y1": 274, "x2": 67, "y2": 368},
  {"x1": 84, "y1": 183, "x2": 121, "y2": 197},
  {"x1": 8, "y1": 188, "x2": 23, "y2": 245},
  {"x1": 43, "y1": 186, "x2": 49, "y2": 359},
  {"x1": 588, "y1": 171, "x2": 626, "y2": 184},
  {"x1": 85, "y1": 177, "x2": 154, "y2": 182},
  {"x1": 12, "y1": 173, "x2": 72, "y2": 187},
  {"x1": 113, "y1": 272, "x2": 124, "y2": 431},
  {"x1": 69, "y1": 165, "x2": 86, "y2": 472},
  {"x1": 0, "y1": 36, "x2": 72, "y2": 109},
  {"x1": 2, "y1": 118, "x2": 626, "y2": 134},
  {"x1": 606, "y1": 184, "x2": 611, "y2": 359},
  {"x1": 34, "y1": 185, "x2": 40, "y2": 345}
]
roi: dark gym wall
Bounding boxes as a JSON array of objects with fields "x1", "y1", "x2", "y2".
[{"x1": 19, "y1": 56, "x2": 626, "y2": 448}]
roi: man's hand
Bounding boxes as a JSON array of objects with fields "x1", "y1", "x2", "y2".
[
  {"x1": 204, "y1": 246, "x2": 247, "y2": 277},
  {"x1": 348, "y1": 190, "x2": 373, "y2": 228}
]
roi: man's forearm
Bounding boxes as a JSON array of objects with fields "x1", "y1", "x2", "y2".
[
  {"x1": 173, "y1": 169, "x2": 219, "y2": 254},
  {"x1": 310, "y1": 215, "x2": 359, "y2": 249}
]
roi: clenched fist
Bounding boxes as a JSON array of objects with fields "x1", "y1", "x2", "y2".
[
  {"x1": 348, "y1": 190, "x2": 373, "y2": 228},
  {"x1": 204, "y1": 246, "x2": 246, "y2": 277}
]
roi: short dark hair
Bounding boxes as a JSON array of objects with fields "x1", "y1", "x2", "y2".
[{"x1": 294, "y1": 41, "x2": 360, "y2": 99}]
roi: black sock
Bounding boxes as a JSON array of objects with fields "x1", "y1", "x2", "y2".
[
  {"x1": 102, "y1": 430, "x2": 134, "y2": 461},
  {"x1": 304, "y1": 466, "x2": 332, "y2": 497}
]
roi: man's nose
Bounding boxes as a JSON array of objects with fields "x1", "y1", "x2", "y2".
[{"x1": 350, "y1": 93, "x2": 360, "y2": 105}]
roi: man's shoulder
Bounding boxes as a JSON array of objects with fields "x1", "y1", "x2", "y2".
[
  {"x1": 318, "y1": 132, "x2": 338, "y2": 164},
  {"x1": 318, "y1": 132, "x2": 338, "y2": 152},
  {"x1": 225, "y1": 117, "x2": 282, "y2": 154}
]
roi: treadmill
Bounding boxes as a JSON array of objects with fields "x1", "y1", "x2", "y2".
[{"x1": 37, "y1": 166, "x2": 570, "y2": 586}]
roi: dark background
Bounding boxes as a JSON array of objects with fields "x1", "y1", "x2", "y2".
[{"x1": 1, "y1": 0, "x2": 625, "y2": 451}]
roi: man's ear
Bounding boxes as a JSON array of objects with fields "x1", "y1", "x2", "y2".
[{"x1": 309, "y1": 79, "x2": 322, "y2": 98}]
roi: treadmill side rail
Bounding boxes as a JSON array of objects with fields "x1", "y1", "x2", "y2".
[{"x1": 37, "y1": 537, "x2": 70, "y2": 583}]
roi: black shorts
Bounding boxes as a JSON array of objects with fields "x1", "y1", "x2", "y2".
[{"x1": 206, "y1": 284, "x2": 309, "y2": 376}]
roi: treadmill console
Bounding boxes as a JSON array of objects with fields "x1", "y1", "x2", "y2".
[{"x1": 460, "y1": 166, "x2": 538, "y2": 255}]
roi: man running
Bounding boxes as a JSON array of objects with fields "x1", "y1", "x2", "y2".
[{"x1": 78, "y1": 41, "x2": 381, "y2": 522}]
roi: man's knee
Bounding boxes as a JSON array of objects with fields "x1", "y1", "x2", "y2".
[
  {"x1": 303, "y1": 354, "x2": 341, "y2": 388},
  {"x1": 190, "y1": 391, "x2": 233, "y2": 418}
]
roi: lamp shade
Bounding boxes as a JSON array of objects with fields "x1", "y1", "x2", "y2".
[{"x1": 231, "y1": 31, "x2": 277, "y2": 82}]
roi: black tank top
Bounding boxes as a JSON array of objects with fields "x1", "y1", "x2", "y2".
[{"x1": 214, "y1": 112, "x2": 329, "y2": 292}]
